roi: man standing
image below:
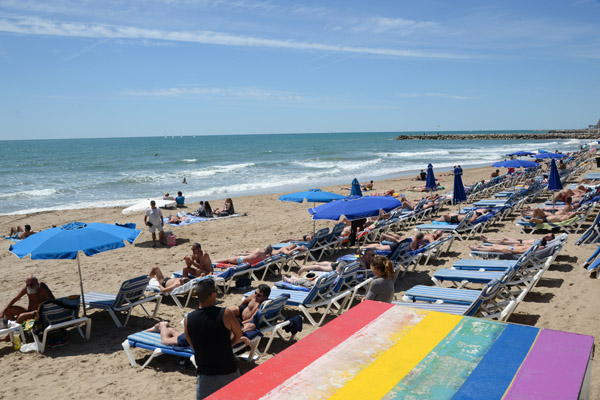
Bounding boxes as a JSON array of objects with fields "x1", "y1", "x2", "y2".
[
  {"x1": 2, "y1": 275, "x2": 54, "y2": 324},
  {"x1": 184, "y1": 279, "x2": 251, "y2": 399},
  {"x1": 144, "y1": 200, "x2": 164, "y2": 247}
]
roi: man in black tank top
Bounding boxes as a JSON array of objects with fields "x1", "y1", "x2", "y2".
[{"x1": 184, "y1": 279, "x2": 251, "y2": 399}]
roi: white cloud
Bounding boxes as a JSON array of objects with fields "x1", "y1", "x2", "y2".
[
  {"x1": 0, "y1": 15, "x2": 465, "y2": 59},
  {"x1": 341, "y1": 17, "x2": 439, "y2": 35},
  {"x1": 121, "y1": 86, "x2": 302, "y2": 102},
  {"x1": 396, "y1": 92, "x2": 474, "y2": 100}
]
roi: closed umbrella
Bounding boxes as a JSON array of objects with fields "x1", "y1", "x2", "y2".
[
  {"x1": 453, "y1": 166, "x2": 467, "y2": 209},
  {"x1": 309, "y1": 196, "x2": 402, "y2": 221},
  {"x1": 350, "y1": 178, "x2": 362, "y2": 197},
  {"x1": 9, "y1": 222, "x2": 141, "y2": 316},
  {"x1": 548, "y1": 159, "x2": 563, "y2": 192},
  {"x1": 425, "y1": 164, "x2": 437, "y2": 191}
]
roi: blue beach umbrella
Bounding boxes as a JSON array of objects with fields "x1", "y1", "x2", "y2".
[
  {"x1": 278, "y1": 189, "x2": 345, "y2": 203},
  {"x1": 548, "y1": 159, "x2": 563, "y2": 192},
  {"x1": 506, "y1": 151, "x2": 536, "y2": 157},
  {"x1": 10, "y1": 222, "x2": 141, "y2": 316},
  {"x1": 279, "y1": 189, "x2": 346, "y2": 234},
  {"x1": 350, "y1": 178, "x2": 362, "y2": 197},
  {"x1": 453, "y1": 167, "x2": 467, "y2": 208},
  {"x1": 492, "y1": 159, "x2": 539, "y2": 169},
  {"x1": 309, "y1": 196, "x2": 402, "y2": 221},
  {"x1": 535, "y1": 152, "x2": 568, "y2": 159},
  {"x1": 425, "y1": 164, "x2": 437, "y2": 191}
]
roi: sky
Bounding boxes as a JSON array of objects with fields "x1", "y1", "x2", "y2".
[{"x1": 0, "y1": 0, "x2": 599, "y2": 139}]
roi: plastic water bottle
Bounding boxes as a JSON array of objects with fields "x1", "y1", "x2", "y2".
[{"x1": 12, "y1": 332, "x2": 21, "y2": 351}]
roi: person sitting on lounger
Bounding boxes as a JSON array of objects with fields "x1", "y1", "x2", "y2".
[
  {"x1": 435, "y1": 209, "x2": 487, "y2": 224},
  {"x1": 470, "y1": 238, "x2": 548, "y2": 255},
  {"x1": 149, "y1": 265, "x2": 191, "y2": 293},
  {"x1": 480, "y1": 233, "x2": 554, "y2": 246},
  {"x1": 8, "y1": 225, "x2": 36, "y2": 239},
  {"x1": 1, "y1": 275, "x2": 54, "y2": 326},
  {"x1": 216, "y1": 244, "x2": 304, "y2": 266},
  {"x1": 526, "y1": 208, "x2": 581, "y2": 224},
  {"x1": 214, "y1": 198, "x2": 235, "y2": 217},
  {"x1": 298, "y1": 249, "x2": 375, "y2": 275},
  {"x1": 228, "y1": 284, "x2": 271, "y2": 332},
  {"x1": 183, "y1": 242, "x2": 213, "y2": 277}
]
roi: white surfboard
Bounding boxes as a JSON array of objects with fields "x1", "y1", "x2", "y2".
[{"x1": 122, "y1": 198, "x2": 177, "y2": 215}]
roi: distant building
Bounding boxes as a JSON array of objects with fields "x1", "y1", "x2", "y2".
[{"x1": 588, "y1": 119, "x2": 600, "y2": 134}]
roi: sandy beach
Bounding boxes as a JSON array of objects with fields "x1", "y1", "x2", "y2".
[{"x1": 1, "y1": 164, "x2": 599, "y2": 399}]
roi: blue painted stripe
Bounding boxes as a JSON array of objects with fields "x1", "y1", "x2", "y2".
[{"x1": 450, "y1": 323, "x2": 539, "y2": 400}]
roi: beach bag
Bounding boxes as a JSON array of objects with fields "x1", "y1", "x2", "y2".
[
  {"x1": 235, "y1": 277, "x2": 252, "y2": 289},
  {"x1": 167, "y1": 234, "x2": 176, "y2": 247}
]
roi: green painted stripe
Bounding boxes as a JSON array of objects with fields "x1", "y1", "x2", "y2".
[{"x1": 383, "y1": 317, "x2": 506, "y2": 400}]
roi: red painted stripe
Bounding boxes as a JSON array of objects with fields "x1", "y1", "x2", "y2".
[{"x1": 210, "y1": 300, "x2": 394, "y2": 400}]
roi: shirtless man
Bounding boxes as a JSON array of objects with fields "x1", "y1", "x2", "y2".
[
  {"x1": 435, "y1": 209, "x2": 487, "y2": 224},
  {"x1": 298, "y1": 249, "x2": 375, "y2": 275},
  {"x1": 183, "y1": 242, "x2": 213, "y2": 277},
  {"x1": 216, "y1": 244, "x2": 305, "y2": 265},
  {"x1": 470, "y1": 238, "x2": 548, "y2": 255},
  {"x1": 422, "y1": 230, "x2": 446, "y2": 243},
  {"x1": 410, "y1": 232, "x2": 429, "y2": 251},
  {"x1": 145, "y1": 321, "x2": 189, "y2": 347},
  {"x1": 149, "y1": 265, "x2": 191, "y2": 293},
  {"x1": 9, "y1": 224, "x2": 36, "y2": 239},
  {"x1": 521, "y1": 197, "x2": 573, "y2": 217},
  {"x1": 2, "y1": 275, "x2": 54, "y2": 325},
  {"x1": 481, "y1": 233, "x2": 554, "y2": 246},
  {"x1": 228, "y1": 284, "x2": 271, "y2": 332},
  {"x1": 528, "y1": 208, "x2": 581, "y2": 224}
]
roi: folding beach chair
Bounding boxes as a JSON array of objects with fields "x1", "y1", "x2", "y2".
[
  {"x1": 415, "y1": 211, "x2": 478, "y2": 241},
  {"x1": 83, "y1": 275, "x2": 162, "y2": 327},
  {"x1": 146, "y1": 275, "x2": 215, "y2": 309},
  {"x1": 33, "y1": 296, "x2": 92, "y2": 353},
  {"x1": 122, "y1": 330, "x2": 195, "y2": 369}
]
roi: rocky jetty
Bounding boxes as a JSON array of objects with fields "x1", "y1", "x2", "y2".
[{"x1": 395, "y1": 130, "x2": 600, "y2": 140}]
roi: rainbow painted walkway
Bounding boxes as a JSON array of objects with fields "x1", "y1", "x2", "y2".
[{"x1": 212, "y1": 301, "x2": 594, "y2": 399}]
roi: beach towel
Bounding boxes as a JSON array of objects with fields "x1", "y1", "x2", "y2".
[
  {"x1": 2, "y1": 235, "x2": 22, "y2": 243},
  {"x1": 163, "y1": 215, "x2": 207, "y2": 227}
]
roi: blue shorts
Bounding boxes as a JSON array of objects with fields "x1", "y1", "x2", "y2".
[
  {"x1": 177, "y1": 333, "x2": 189, "y2": 347},
  {"x1": 238, "y1": 257, "x2": 244, "y2": 265}
]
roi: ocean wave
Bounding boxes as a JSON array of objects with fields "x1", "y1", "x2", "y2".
[
  {"x1": 181, "y1": 158, "x2": 198, "y2": 163},
  {"x1": 292, "y1": 158, "x2": 382, "y2": 171},
  {"x1": 188, "y1": 162, "x2": 255, "y2": 178},
  {"x1": 0, "y1": 188, "x2": 58, "y2": 200},
  {"x1": 378, "y1": 150, "x2": 450, "y2": 158}
]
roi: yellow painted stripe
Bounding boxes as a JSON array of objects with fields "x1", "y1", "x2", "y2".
[{"x1": 329, "y1": 312, "x2": 462, "y2": 400}]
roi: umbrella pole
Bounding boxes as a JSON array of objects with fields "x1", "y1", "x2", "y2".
[
  {"x1": 77, "y1": 252, "x2": 87, "y2": 317},
  {"x1": 312, "y1": 202, "x2": 316, "y2": 235}
]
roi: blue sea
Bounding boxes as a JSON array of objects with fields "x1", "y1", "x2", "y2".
[{"x1": 0, "y1": 131, "x2": 587, "y2": 215}]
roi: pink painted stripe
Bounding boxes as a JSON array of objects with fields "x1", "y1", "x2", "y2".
[
  {"x1": 504, "y1": 329, "x2": 594, "y2": 400},
  {"x1": 209, "y1": 300, "x2": 395, "y2": 400}
]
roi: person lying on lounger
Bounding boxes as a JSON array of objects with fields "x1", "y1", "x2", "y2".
[
  {"x1": 520, "y1": 198, "x2": 573, "y2": 217},
  {"x1": 480, "y1": 233, "x2": 554, "y2": 246},
  {"x1": 526, "y1": 208, "x2": 581, "y2": 224},
  {"x1": 361, "y1": 232, "x2": 406, "y2": 252},
  {"x1": 470, "y1": 238, "x2": 548, "y2": 255},
  {"x1": 283, "y1": 259, "x2": 350, "y2": 288},
  {"x1": 147, "y1": 320, "x2": 254, "y2": 350},
  {"x1": 216, "y1": 244, "x2": 305, "y2": 265},
  {"x1": 183, "y1": 242, "x2": 213, "y2": 277},
  {"x1": 553, "y1": 187, "x2": 589, "y2": 203},
  {"x1": 298, "y1": 249, "x2": 375, "y2": 275},
  {"x1": 149, "y1": 265, "x2": 191, "y2": 293},
  {"x1": 227, "y1": 284, "x2": 271, "y2": 332},
  {"x1": 8, "y1": 224, "x2": 36, "y2": 239},
  {"x1": 434, "y1": 208, "x2": 488, "y2": 224},
  {"x1": 410, "y1": 232, "x2": 430, "y2": 251}
]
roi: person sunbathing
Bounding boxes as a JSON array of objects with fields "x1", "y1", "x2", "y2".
[
  {"x1": 470, "y1": 238, "x2": 548, "y2": 255},
  {"x1": 480, "y1": 233, "x2": 554, "y2": 246},
  {"x1": 216, "y1": 244, "x2": 304, "y2": 265},
  {"x1": 284, "y1": 259, "x2": 349, "y2": 288},
  {"x1": 227, "y1": 284, "x2": 271, "y2": 332},
  {"x1": 168, "y1": 213, "x2": 190, "y2": 224},
  {"x1": 1, "y1": 275, "x2": 54, "y2": 326},
  {"x1": 409, "y1": 232, "x2": 429, "y2": 251},
  {"x1": 526, "y1": 208, "x2": 581, "y2": 224},
  {"x1": 520, "y1": 198, "x2": 573, "y2": 217},
  {"x1": 298, "y1": 249, "x2": 375, "y2": 275},
  {"x1": 149, "y1": 265, "x2": 191, "y2": 293},
  {"x1": 8, "y1": 225, "x2": 36, "y2": 239},
  {"x1": 435, "y1": 209, "x2": 487, "y2": 224},
  {"x1": 361, "y1": 232, "x2": 406, "y2": 252},
  {"x1": 145, "y1": 321, "x2": 190, "y2": 347}
]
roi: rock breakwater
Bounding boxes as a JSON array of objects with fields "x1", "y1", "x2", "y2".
[{"x1": 395, "y1": 130, "x2": 599, "y2": 140}]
